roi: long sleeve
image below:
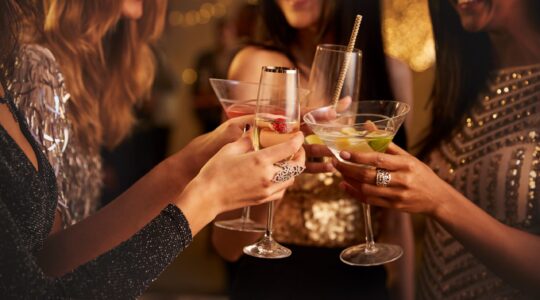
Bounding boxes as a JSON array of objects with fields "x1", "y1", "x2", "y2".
[{"x1": 0, "y1": 199, "x2": 192, "y2": 299}]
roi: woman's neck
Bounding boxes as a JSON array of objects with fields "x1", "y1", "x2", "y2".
[{"x1": 489, "y1": 20, "x2": 540, "y2": 69}]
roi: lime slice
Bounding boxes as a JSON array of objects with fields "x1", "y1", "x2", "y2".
[
  {"x1": 367, "y1": 136, "x2": 393, "y2": 152},
  {"x1": 336, "y1": 137, "x2": 372, "y2": 153},
  {"x1": 340, "y1": 127, "x2": 358, "y2": 135},
  {"x1": 305, "y1": 134, "x2": 324, "y2": 145}
]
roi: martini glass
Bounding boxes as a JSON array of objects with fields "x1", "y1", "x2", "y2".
[
  {"x1": 303, "y1": 100, "x2": 410, "y2": 266},
  {"x1": 209, "y1": 78, "x2": 265, "y2": 232}
]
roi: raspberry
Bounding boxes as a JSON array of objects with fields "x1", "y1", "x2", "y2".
[{"x1": 271, "y1": 118, "x2": 288, "y2": 133}]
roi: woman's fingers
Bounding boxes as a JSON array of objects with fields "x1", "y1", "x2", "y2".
[
  {"x1": 337, "y1": 166, "x2": 407, "y2": 188},
  {"x1": 257, "y1": 132, "x2": 305, "y2": 162},
  {"x1": 305, "y1": 161, "x2": 334, "y2": 173},
  {"x1": 226, "y1": 114, "x2": 254, "y2": 127},
  {"x1": 385, "y1": 142, "x2": 409, "y2": 156},
  {"x1": 340, "y1": 182, "x2": 403, "y2": 209},
  {"x1": 335, "y1": 96, "x2": 352, "y2": 113},
  {"x1": 304, "y1": 143, "x2": 333, "y2": 158},
  {"x1": 219, "y1": 134, "x2": 254, "y2": 155},
  {"x1": 338, "y1": 150, "x2": 411, "y2": 171}
]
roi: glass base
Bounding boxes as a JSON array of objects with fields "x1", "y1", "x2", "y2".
[
  {"x1": 214, "y1": 218, "x2": 265, "y2": 233},
  {"x1": 340, "y1": 243, "x2": 403, "y2": 266},
  {"x1": 243, "y1": 235, "x2": 291, "y2": 259}
]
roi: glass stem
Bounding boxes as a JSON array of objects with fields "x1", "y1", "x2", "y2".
[
  {"x1": 265, "y1": 201, "x2": 275, "y2": 238},
  {"x1": 240, "y1": 207, "x2": 251, "y2": 222},
  {"x1": 362, "y1": 203, "x2": 376, "y2": 253}
]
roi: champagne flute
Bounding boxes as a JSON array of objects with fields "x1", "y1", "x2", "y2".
[
  {"x1": 303, "y1": 100, "x2": 410, "y2": 266},
  {"x1": 209, "y1": 78, "x2": 265, "y2": 232},
  {"x1": 243, "y1": 66, "x2": 300, "y2": 259}
]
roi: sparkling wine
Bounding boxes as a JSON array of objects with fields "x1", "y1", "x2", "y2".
[{"x1": 253, "y1": 114, "x2": 300, "y2": 150}]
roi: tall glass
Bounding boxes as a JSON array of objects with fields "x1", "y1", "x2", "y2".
[
  {"x1": 243, "y1": 66, "x2": 300, "y2": 259},
  {"x1": 209, "y1": 78, "x2": 264, "y2": 232},
  {"x1": 303, "y1": 101, "x2": 410, "y2": 266},
  {"x1": 305, "y1": 44, "x2": 362, "y2": 111}
]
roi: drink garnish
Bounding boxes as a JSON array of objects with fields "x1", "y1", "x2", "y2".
[{"x1": 271, "y1": 118, "x2": 288, "y2": 133}]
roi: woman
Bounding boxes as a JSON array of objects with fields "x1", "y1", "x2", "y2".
[
  {"x1": 9, "y1": 0, "x2": 167, "y2": 227},
  {"x1": 212, "y1": 0, "x2": 414, "y2": 299},
  {"x1": 336, "y1": 0, "x2": 540, "y2": 298},
  {"x1": 0, "y1": 0, "x2": 306, "y2": 298}
]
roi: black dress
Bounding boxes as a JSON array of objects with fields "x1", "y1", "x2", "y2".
[{"x1": 0, "y1": 94, "x2": 192, "y2": 299}]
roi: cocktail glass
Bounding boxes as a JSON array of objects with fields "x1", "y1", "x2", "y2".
[{"x1": 303, "y1": 100, "x2": 410, "y2": 266}]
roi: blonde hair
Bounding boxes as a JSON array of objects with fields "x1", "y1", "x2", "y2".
[{"x1": 41, "y1": 0, "x2": 167, "y2": 149}]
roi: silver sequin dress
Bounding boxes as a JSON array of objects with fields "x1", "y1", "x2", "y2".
[
  {"x1": 8, "y1": 44, "x2": 102, "y2": 226},
  {"x1": 419, "y1": 64, "x2": 540, "y2": 299}
]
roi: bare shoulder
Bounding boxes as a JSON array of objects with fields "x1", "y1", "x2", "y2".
[{"x1": 228, "y1": 46, "x2": 294, "y2": 82}]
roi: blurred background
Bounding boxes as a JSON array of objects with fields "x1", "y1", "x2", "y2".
[{"x1": 101, "y1": 0, "x2": 436, "y2": 298}]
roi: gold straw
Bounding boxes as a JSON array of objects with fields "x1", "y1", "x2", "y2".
[{"x1": 332, "y1": 15, "x2": 363, "y2": 107}]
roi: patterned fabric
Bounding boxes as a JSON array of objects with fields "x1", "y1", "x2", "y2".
[
  {"x1": 0, "y1": 94, "x2": 192, "y2": 299},
  {"x1": 273, "y1": 172, "x2": 381, "y2": 248},
  {"x1": 8, "y1": 44, "x2": 102, "y2": 226},
  {"x1": 419, "y1": 63, "x2": 540, "y2": 299}
]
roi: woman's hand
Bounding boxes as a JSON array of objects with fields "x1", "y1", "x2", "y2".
[
  {"x1": 334, "y1": 143, "x2": 454, "y2": 216},
  {"x1": 178, "y1": 132, "x2": 306, "y2": 234},
  {"x1": 182, "y1": 115, "x2": 253, "y2": 177}
]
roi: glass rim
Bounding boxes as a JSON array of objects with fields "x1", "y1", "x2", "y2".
[
  {"x1": 303, "y1": 100, "x2": 410, "y2": 127},
  {"x1": 316, "y1": 44, "x2": 362, "y2": 55},
  {"x1": 209, "y1": 77, "x2": 259, "y2": 86},
  {"x1": 262, "y1": 66, "x2": 297, "y2": 74}
]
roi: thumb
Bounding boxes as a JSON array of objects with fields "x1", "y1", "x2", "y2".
[{"x1": 220, "y1": 130, "x2": 254, "y2": 155}]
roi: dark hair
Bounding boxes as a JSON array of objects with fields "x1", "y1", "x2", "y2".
[
  {"x1": 0, "y1": 0, "x2": 37, "y2": 89},
  {"x1": 256, "y1": 0, "x2": 394, "y2": 101},
  {"x1": 420, "y1": 0, "x2": 540, "y2": 158}
]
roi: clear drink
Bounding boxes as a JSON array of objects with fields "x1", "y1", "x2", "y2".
[{"x1": 254, "y1": 114, "x2": 300, "y2": 150}]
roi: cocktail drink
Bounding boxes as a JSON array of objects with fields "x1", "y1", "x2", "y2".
[
  {"x1": 304, "y1": 100, "x2": 410, "y2": 266},
  {"x1": 243, "y1": 66, "x2": 300, "y2": 259},
  {"x1": 209, "y1": 79, "x2": 264, "y2": 232}
]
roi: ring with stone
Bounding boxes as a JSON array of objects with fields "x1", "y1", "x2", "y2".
[{"x1": 375, "y1": 168, "x2": 391, "y2": 187}]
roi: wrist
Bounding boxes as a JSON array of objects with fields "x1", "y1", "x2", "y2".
[
  {"x1": 431, "y1": 181, "x2": 459, "y2": 221},
  {"x1": 174, "y1": 177, "x2": 220, "y2": 235}
]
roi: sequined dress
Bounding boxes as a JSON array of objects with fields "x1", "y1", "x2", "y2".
[
  {"x1": 0, "y1": 93, "x2": 192, "y2": 298},
  {"x1": 7, "y1": 44, "x2": 102, "y2": 226},
  {"x1": 419, "y1": 64, "x2": 540, "y2": 299}
]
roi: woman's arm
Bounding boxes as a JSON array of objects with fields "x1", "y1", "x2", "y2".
[{"x1": 335, "y1": 144, "x2": 540, "y2": 296}]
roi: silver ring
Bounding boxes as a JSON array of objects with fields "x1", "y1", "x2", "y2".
[
  {"x1": 271, "y1": 162, "x2": 305, "y2": 183},
  {"x1": 375, "y1": 168, "x2": 391, "y2": 187}
]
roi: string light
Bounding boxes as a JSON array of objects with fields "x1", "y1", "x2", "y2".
[{"x1": 168, "y1": 0, "x2": 237, "y2": 28}]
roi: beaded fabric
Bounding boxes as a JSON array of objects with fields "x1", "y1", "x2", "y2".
[
  {"x1": 0, "y1": 94, "x2": 192, "y2": 298},
  {"x1": 7, "y1": 44, "x2": 102, "y2": 226},
  {"x1": 273, "y1": 172, "x2": 381, "y2": 248},
  {"x1": 419, "y1": 64, "x2": 540, "y2": 299}
]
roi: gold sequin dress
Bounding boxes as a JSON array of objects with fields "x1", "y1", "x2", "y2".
[
  {"x1": 273, "y1": 172, "x2": 371, "y2": 248},
  {"x1": 419, "y1": 64, "x2": 540, "y2": 299}
]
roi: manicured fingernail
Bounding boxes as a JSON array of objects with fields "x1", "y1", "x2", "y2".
[
  {"x1": 340, "y1": 151, "x2": 351, "y2": 159},
  {"x1": 326, "y1": 163, "x2": 334, "y2": 172}
]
